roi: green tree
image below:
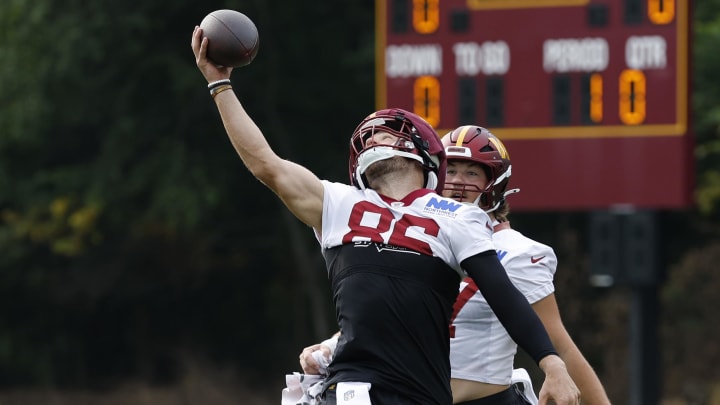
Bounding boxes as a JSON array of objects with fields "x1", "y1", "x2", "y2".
[
  {"x1": 694, "y1": 0, "x2": 720, "y2": 217},
  {"x1": 0, "y1": 0, "x2": 373, "y2": 387},
  {"x1": 1, "y1": 0, "x2": 720, "y2": 403}
]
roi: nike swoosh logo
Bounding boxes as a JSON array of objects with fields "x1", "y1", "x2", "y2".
[{"x1": 530, "y1": 256, "x2": 545, "y2": 264}]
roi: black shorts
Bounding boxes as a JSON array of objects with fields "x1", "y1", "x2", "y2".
[{"x1": 454, "y1": 386, "x2": 530, "y2": 405}]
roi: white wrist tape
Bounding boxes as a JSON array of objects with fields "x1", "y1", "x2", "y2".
[{"x1": 207, "y1": 79, "x2": 231, "y2": 89}]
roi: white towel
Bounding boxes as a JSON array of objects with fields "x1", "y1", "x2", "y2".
[
  {"x1": 281, "y1": 372, "x2": 325, "y2": 405},
  {"x1": 511, "y1": 368, "x2": 539, "y2": 405},
  {"x1": 311, "y1": 349, "x2": 331, "y2": 376}
]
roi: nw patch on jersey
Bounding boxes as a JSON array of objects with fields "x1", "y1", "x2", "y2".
[
  {"x1": 422, "y1": 197, "x2": 462, "y2": 218},
  {"x1": 353, "y1": 241, "x2": 421, "y2": 255}
]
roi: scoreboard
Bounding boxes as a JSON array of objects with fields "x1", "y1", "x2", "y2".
[{"x1": 376, "y1": 0, "x2": 694, "y2": 210}]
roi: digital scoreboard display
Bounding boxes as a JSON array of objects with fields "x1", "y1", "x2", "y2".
[{"x1": 376, "y1": 0, "x2": 693, "y2": 210}]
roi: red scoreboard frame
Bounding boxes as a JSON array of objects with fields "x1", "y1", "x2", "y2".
[{"x1": 376, "y1": 0, "x2": 694, "y2": 210}]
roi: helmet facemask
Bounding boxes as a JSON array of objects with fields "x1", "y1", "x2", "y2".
[{"x1": 349, "y1": 109, "x2": 445, "y2": 193}]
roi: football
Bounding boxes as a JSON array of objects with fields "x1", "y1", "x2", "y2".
[{"x1": 200, "y1": 9, "x2": 259, "y2": 68}]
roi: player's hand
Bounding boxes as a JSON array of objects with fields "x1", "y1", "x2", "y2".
[
  {"x1": 537, "y1": 355, "x2": 581, "y2": 405},
  {"x1": 191, "y1": 26, "x2": 232, "y2": 83},
  {"x1": 299, "y1": 343, "x2": 332, "y2": 375}
]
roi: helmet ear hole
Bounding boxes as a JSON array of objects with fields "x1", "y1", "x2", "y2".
[{"x1": 482, "y1": 166, "x2": 492, "y2": 183}]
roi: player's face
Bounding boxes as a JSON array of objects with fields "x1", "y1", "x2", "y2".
[
  {"x1": 443, "y1": 160, "x2": 488, "y2": 203},
  {"x1": 364, "y1": 131, "x2": 401, "y2": 147}
]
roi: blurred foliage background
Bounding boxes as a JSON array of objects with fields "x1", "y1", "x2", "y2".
[{"x1": 1, "y1": 0, "x2": 719, "y2": 404}]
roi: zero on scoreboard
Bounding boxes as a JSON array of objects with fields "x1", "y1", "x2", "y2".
[
  {"x1": 375, "y1": 0, "x2": 693, "y2": 210},
  {"x1": 376, "y1": 0, "x2": 689, "y2": 139}
]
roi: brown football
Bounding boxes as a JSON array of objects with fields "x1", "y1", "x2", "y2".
[{"x1": 200, "y1": 9, "x2": 259, "y2": 68}]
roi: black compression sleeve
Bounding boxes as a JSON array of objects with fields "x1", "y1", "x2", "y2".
[{"x1": 462, "y1": 251, "x2": 558, "y2": 364}]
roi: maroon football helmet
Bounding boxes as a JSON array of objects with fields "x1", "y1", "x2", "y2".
[
  {"x1": 441, "y1": 125, "x2": 515, "y2": 212},
  {"x1": 349, "y1": 108, "x2": 446, "y2": 193}
]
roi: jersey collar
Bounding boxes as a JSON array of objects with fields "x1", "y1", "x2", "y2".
[
  {"x1": 378, "y1": 188, "x2": 434, "y2": 206},
  {"x1": 493, "y1": 221, "x2": 511, "y2": 233}
]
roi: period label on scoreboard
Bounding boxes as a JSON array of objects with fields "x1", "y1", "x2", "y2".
[{"x1": 376, "y1": 0, "x2": 693, "y2": 209}]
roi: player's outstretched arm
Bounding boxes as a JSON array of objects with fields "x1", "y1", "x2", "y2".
[
  {"x1": 534, "y1": 295, "x2": 612, "y2": 405},
  {"x1": 191, "y1": 26, "x2": 323, "y2": 229},
  {"x1": 462, "y1": 252, "x2": 580, "y2": 405}
]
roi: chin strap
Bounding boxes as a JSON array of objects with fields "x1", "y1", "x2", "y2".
[
  {"x1": 484, "y1": 188, "x2": 521, "y2": 213},
  {"x1": 504, "y1": 188, "x2": 520, "y2": 199},
  {"x1": 425, "y1": 171, "x2": 438, "y2": 191},
  {"x1": 355, "y1": 146, "x2": 439, "y2": 191},
  {"x1": 355, "y1": 146, "x2": 419, "y2": 190}
]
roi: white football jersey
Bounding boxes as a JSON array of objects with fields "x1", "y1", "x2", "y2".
[
  {"x1": 315, "y1": 181, "x2": 496, "y2": 277},
  {"x1": 449, "y1": 226, "x2": 557, "y2": 384}
]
